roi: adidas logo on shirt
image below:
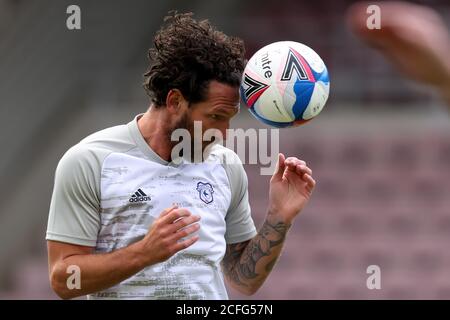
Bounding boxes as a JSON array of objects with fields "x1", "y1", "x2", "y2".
[{"x1": 129, "y1": 188, "x2": 151, "y2": 202}]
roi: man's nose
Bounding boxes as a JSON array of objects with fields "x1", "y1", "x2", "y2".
[{"x1": 222, "y1": 122, "x2": 230, "y2": 140}]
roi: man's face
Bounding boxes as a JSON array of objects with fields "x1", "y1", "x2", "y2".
[{"x1": 171, "y1": 80, "x2": 240, "y2": 154}]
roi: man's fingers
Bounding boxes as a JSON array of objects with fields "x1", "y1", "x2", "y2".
[
  {"x1": 173, "y1": 235, "x2": 200, "y2": 252},
  {"x1": 273, "y1": 153, "x2": 286, "y2": 176},
  {"x1": 159, "y1": 205, "x2": 178, "y2": 218},
  {"x1": 170, "y1": 215, "x2": 201, "y2": 232},
  {"x1": 174, "y1": 223, "x2": 200, "y2": 240},
  {"x1": 285, "y1": 157, "x2": 306, "y2": 171},
  {"x1": 296, "y1": 164, "x2": 312, "y2": 176},
  {"x1": 162, "y1": 208, "x2": 192, "y2": 224},
  {"x1": 302, "y1": 173, "x2": 316, "y2": 189}
]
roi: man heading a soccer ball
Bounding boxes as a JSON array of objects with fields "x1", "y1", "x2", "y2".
[{"x1": 46, "y1": 12, "x2": 316, "y2": 299}]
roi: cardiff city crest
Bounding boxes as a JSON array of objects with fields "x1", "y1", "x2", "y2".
[{"x1": 196, "y1": 182, "x2": 214, "y2": 204}]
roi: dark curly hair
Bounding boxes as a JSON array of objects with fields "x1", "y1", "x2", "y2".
[{"x1": 143, "y1": 11, "x2": 246, "y2": 107}]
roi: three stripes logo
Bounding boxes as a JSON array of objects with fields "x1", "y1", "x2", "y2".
[{"x1": 129, "y1": 188, "x2": 151, "y2": 203}]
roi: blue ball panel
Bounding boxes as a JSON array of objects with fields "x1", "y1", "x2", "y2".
[{"x1": 292, "y1": 78, "x2": 315, "y2": 119}]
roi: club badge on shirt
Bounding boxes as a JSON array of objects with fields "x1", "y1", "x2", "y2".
[{"x1": 196, "y1": 182, "x2": 214, "y2": 204}]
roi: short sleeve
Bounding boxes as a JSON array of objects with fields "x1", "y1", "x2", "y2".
[
  {"x1": 222, "y1": 153, "x2": 257, "y2": 244},
  {"x1": 46, "y1": 145, "x2": 102, "y2": 247}
]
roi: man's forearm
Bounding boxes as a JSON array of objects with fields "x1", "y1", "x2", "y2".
[
  {"x1": 50, "y1": 241, "x2": 148, "y2": 299},
  {"x1": 49, "y1": 207, "x2": 202, "y2": 299},
  {"x1": 223, "y1": 214, "x2": 291, "y2": 295}
]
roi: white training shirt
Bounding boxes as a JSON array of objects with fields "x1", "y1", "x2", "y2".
[{"x1": 46, "y1": 114, "x2": 257, "y2": 299}]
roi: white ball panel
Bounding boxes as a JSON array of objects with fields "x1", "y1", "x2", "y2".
[
  {"x1": 302, "y1": 81, "x2": 330, "y2": 120},
  {"x1": 253, "y1": 86, "x2": 294, "y2": 122},
  {"x1": 247, "y1": 42, "x2": 287, "y2": 82},
  {"x1": 281, "y1": 83, "x2": 298, "y2": 120}
]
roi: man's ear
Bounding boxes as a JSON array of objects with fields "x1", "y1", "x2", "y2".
[{"x1": 166, "y1": 89, "x2": 188, "y2": 114}]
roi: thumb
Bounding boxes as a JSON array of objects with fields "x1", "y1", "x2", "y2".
[{"x1": 272, "y1": 153, "x2": 286, "y2": 180}]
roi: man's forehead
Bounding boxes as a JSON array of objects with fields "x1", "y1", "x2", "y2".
[
  {"x1": 208, "y1": 81, "x2": 239, "y2": 97},
  {"x1": 207, "y1": 81, "x2": 240, "y2": 108},
  {"x1": 212, "y1": 104, "x2": 240, "y2": 114}
]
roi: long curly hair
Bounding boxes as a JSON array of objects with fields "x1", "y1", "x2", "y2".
[{"x1": 143, "y1": 11, "x2": 246, "y2": 107}]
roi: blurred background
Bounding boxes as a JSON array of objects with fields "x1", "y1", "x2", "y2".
[{"x1": 0, "y1": 0, "x2": 450, "y2": 299}]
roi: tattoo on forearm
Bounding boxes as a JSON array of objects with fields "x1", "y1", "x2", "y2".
[
  {"x1": 222, "y1": 241, "x2": 248, "y2": 286},
  {"x1": 222, "y1": 217, "x2": 290, "y2": 288},
  {"x1": 265, "y1": 257, "x2": 278, "y2": 273}
]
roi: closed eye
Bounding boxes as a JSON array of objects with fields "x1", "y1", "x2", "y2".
[{"x1": 210, "y1": 114, "x2": 224, "y2": 120}]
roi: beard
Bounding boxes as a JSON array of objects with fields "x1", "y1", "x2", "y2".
[{"x1": 168, "y1": 111, "x2": 214, "y2": 163}]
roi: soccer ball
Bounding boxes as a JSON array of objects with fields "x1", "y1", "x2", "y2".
[{"x1": 240, "y1": 41, "x2": 330, "y2": 128}]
